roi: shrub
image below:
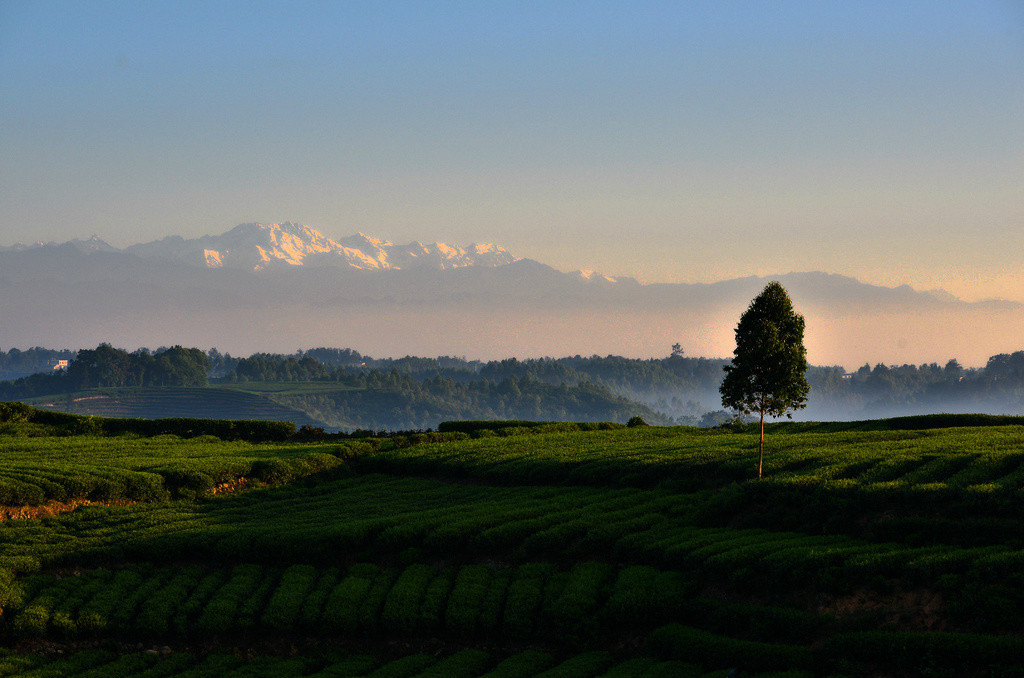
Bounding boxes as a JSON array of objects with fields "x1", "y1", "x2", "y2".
[
  {"x1": 446, "y1": 565, "x2": 492, "y2": 637},
  {"x1": 648, "y1": 624, "x2": 812, "y2": 672},
  {"x1": 418, "y1": 569, "x2": 456, "y2": 633},
  {"x1": 503, "y1": 563, "x2": 554, "y2": 640},
  {"x1": 534, "y1": 651, "x2": 613, "y2": 678},
  {"x1": 380, "y1": 564, "x2": 435, "y2": 635},
  {"x1": 261, "y1": 564, "x2": 318, "y2": 631},
  {"x1": 251, "y1": 458, "x2": 295, "y2": 485},
  {"x1": 415, "y1": 649, "x2": 492, "y2": 678},
  {"x1": 159, "y1": 469, "x2": 215, "y2": 499},
  {"x1": 819, "y1": 631, "x2": 1024, "y2": 675},
  {"x1": 321, "y1": 564, "x2": 381, "y2": 634},
  {"x1": 478, "y1": 651, "x2": 555, "y2": 678},
  {"x1": 0, "y1": 401, "x2": 33, "y2": 423}
]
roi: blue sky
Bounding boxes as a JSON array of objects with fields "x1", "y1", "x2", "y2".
[{"x1": 2, "y1": 1, "x2": 1022, "y2": 300}]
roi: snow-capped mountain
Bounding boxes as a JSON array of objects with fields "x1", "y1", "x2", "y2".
[
  {"x1": 0, "y1": 235, "x2": 118, "y2": 254},
  {"x1": 2, "y1": 222, "x2": 1020, "y2": 368},
  {"x1": 124, "y1": 222, "x2": 519, "y2": 271},
  {"x1": 573, "y1": 269, "x2": 634, "y2": 285}
]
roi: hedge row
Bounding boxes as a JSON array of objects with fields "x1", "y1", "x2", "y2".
[
  {"x1": 6, "y1": 561, "x2": 829, "y2": 649},
  {"x1": 0, "y1": 649, "x2": 796, "y2": 678},
  {"x1": 437, "y1": 420, "x2": 625, "y2": 435},
  {"x1": 0, "y1": 452, "x2": 344, "y2": 505},
  {"x1": 691, "y1": 478, "x2": 1024, "y2": 549},
  {"x1": 0, "y1": 401, "x2": 296, "y2": 442}
]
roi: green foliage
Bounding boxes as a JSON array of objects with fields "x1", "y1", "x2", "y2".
[
  {"x1": 478, "y1": 651, "x2": 555, "y2": 678},
  {"x1": 364, "y1": 653, "x2": 436, "y2": 678},
  {"x1": 0, "y1": 345, "x2": 209, "y2": 400},
  {"x1": 534, "y1": 651, "x2": 613, "y2": 678},
  {"x1": 1, "y1": 400, "x2": 298, "y2": 442},
  {"x1": 3, "y1": 420, "x2": 1024, "y2": 677},
  {"x1": 321, "y1": 564, "x2": 380, "y2": 634},
  {"x1": 720, "y1": 282, "x2": 809, "y2": 420},
  {"x1": 0, "y1": 401, "x2": 34, "y2": 423},
  {"x1": 415, "y1": 650, "x2": 492, "y2": 678},
  {"x1": 438, "y1": 420, "x2": 625, "y2": 435},
  {"x1": 380, "y1": 563, "x2": 435, "y2": 635},
  {"x1": 445, "y1": 564, "x2": 492, "y2": 637},
  {"x1": 819, "y1": 630, "x2": 1024, "y2": 675},
  {"x1": 0, "y1": 428, "x2": 344, "y2": 505},
  {"x1": 648, "y1": 624, "x2": 812, "y2": 672},
  {"x1": 261, "y1": 564, "x2": 317, "y2": 631}
]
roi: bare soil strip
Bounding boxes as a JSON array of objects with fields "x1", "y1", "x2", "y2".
[{"x1": 0, "y1": 478, "x2": 261, "y2": 521}]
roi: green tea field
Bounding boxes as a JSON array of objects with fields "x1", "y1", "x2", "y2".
[
  {"x1": 1, "y1": 406, "x2": 1023, "y2": 677},
  {"x1": 21, "y1": 387, "x2": 328, "y2": 430}
]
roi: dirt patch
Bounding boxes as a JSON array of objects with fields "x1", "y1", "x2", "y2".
[
  {"x1": 818, "y1": 587, "x2": 947, "y2": 632},
  {"x1": 0, "y1": 499, "x2": 135, "y2": 521},
  {"x1": 0, "y1": 478, "x2": 262, "y2": 521},
  {"x1": 211, "y1": 478, "x2": 262, "y2": 495}
]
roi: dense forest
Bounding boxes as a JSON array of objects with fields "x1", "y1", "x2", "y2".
[
  {"x1": 2, "y1": 345, "x2": 1023, "y2": 425},
  {"x1": 217, "y1": 347, "x2": 1024, "y2": 422},
  {"x1": 0, "y1": 347, "x2": 75, "y2": 381},
  {"x1": 0, "y1": 345, "x2": 209, "y2": 398},
  {"x1": 269, "y1": 372, "x2": 674, "y2": 430}
]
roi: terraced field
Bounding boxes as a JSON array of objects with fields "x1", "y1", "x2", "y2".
[
  {"x1": 23, "y1": 387, "x2": 326, "y2": 428},
  {"x1": 1, "y1": 410, "x2": 1023, "y2": 676}
]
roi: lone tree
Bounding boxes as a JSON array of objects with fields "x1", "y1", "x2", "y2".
[{"x1": 720, "y1": 281, "x2": 809, "y2": 478}]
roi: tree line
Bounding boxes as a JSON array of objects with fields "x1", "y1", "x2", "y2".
[
  {"x1": 0, "y1": 345, "x2": 209, "y2": 399},
  {"x1": 0, "y1": 347, "x2": 75, "y2": 381},
  {"x1": 2, "y1": 344, "x2": 1023, "y2": 421}
]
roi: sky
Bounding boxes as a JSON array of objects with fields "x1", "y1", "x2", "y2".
[{"x1": 2, "y1": 1, "x2": 1023, "y2": 302}]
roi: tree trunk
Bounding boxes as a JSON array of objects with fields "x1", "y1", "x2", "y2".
[{"x1": 758, "y1": 395, "x2": 765, "y2": 479}]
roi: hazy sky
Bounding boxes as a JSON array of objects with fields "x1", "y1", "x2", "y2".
[{"x1": 2, "y1": 1, "x2": 1022, "y2": 301}]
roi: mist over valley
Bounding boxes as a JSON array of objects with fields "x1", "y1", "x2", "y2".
[
  {"x1": 2, "y1": 224, "x2": 1022, "y2": 429},
  {"x1": 2, "y1": 222, "x2": 1021, "y2": 375}
]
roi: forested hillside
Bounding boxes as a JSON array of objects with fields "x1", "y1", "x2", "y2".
[
  {"x1": 0, "y1": 345, "x2": 209, "y2": 397},
  {"x1": 0, "y1": 347, "x2": 75, "y2": 381},
  {"x1": 218, "y1": 347, "x2": 1024, "y2": 422},
  {"x1": 2, "y1": 345, "x2": 1023, "y2": 429}
]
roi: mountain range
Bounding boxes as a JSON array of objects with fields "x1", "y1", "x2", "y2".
[
  {"x1": 1, "y1": 222, "x2": 1020, "y2": 368},
  {"x1": 2, "y1": 222, "x2": 518, "y2": 272}
]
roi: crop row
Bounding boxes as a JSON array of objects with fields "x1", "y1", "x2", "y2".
[
  {"x1": 4, "y1": 626, "x2": 1024, "y2": 678},
  {"x1": 3, "y1": 475, "x2": 1021, "y2": 599},
  {"x1": 3, "y1": 561, "x2": 826, "y2": 648},
  {"x1": 0, "y1": 450, "x2": 343, "y2": 504},
  {"x1": 0, "y1": 476, "x2": 688, "y2": 568},
  {"x1": 356, "y1": 425, "x2": 1024, "y2": 491},
  {"x1": 692, "y1": 475, "x2": 1024, "y2": 550},
  {"x1": 5, "y1": 417, "x2": 1024, "y2": 500},
  {"x1": 0, "y1": 647, "x2": 783, "y2": 678},
  {"x1": 0, "y1": 400, "x2": 299, "y2": 441}
]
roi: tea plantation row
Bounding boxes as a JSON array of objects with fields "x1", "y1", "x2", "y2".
[{"x1": 1, "y1": 416, "x2": 1024, "y2": 676}]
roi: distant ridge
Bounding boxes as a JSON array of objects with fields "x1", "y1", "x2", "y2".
[
  {"x1": 25, "y1": 387, "x2": 327, "y2": 428},
  {"x1": 120, "y1": 222, "x2": 519, "y2": 271},
  {"x1": 1, "y1": 222, "x2": 1021, "y2": 366},
  {"x1": 3, "y1": 222, "x2": 518, "y2": 272},
  {"x1": 0, "y1": 235, "x2": 118, "y2": 254}
]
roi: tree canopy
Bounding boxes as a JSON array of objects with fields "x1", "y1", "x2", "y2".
[{"x1": 720, "y1": 281, "x2": 809, "y2": 477}]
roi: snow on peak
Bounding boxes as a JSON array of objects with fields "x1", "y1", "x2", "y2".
[
  {"x1": 203, "y1": 249, "x2": 223, "y2": 268},
  {"x1": 576, "y1": 269, "x2": 620, "y2": 284},
  {"x1": 0, "y1": 235, "x2": 117, "y2": 254},
  {"x1": 126, "y1": 223, "x2": 520, "y2": 271}
]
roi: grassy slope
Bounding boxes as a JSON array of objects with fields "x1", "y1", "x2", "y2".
[
  {"x1": 17, "y1": 378, "x2": 673, "y2": 431},
  {"x1": 222, "y1": 381, "x2": 369, "y2": 429},
  {"x1": 21, "y1": 386, "x2": 327, "y2": 428},
  {"x1": 1, "y1": 419, "x2": 1024, "y2": 676}
]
